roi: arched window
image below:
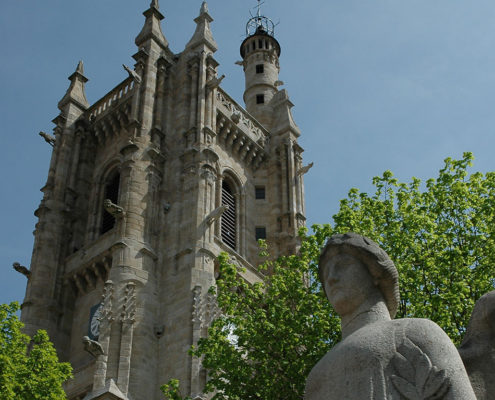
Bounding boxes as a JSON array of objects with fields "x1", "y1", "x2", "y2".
[
  {"x1": 221, "y1": 181, "x2": 237, "y2": 250},
  {"x1": 100, "y1": 171, "x2": 120, "y2": 234}
]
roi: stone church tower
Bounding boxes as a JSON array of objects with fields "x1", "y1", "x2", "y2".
[{"x1": 20, "y1": 1, "x2": 307, "y2": 399}]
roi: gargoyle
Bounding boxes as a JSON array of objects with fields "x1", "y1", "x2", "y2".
[
  {"x1": 297, "y1": 162, "x2": 314, "y2": 177},
  {"x1": 82, "y1": 336, "x2": 104, "y2": 358},
  {"x1": 206, "y1": 205, "x2": 229, "y2": 226},
  {"x1": 123, "y1": 64, "x2": 142, "y2": 84},
  {"x1": 103, "y1": 199, "x2": 125, "y2": 218},
  {"x1": 206, "y1": 74, "x2": 225, "y2": 90},
  {"x1": 39, "y1": 131, "x2": 56, "y2": 147},
  {"x1": 12, "y1": 262, "x2": 30, "y2": 278}
]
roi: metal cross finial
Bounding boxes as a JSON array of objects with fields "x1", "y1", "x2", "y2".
[{"x1": 246, "y1": 0, "x2": 274, "y2": 37}]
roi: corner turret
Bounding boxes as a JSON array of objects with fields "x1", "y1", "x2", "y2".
[{"x1": 239, "y1": 2, "x2": 281, "y2": 128}]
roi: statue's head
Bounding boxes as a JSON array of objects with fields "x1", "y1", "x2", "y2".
[{"x1": 319, "y1": 233, "x2": 400, "y2": 318}]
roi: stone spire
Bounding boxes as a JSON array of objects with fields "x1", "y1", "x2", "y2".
[
  {"x1": 185, "y1": 1, "x2": 218, "y2": 51},
  {"x1": 58, "y1": 60, "x2": 89, "y2": 111},
  {"x1": 135, "y1": 0, "x2": 168, "y2": 49}
]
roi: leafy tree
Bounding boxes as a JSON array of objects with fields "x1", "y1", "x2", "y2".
[
  {"x1": 332, "y1": 152, "x2": 495, "y2": 341},
  {"x1": 0, "y1": 302, "x2": 72, "y2": 400},
  {"x1": 160, "y1": 379, "x2": 192, "y2": 400},
  {"x1": 163, "y1": 152, "x2": 495, "y2": 400}
]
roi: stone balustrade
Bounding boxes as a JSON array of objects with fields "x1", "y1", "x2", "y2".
[
  {"x1": 215, "y1": 87, "x2": 269, "y2": 148},
  {"x1": 88, "y1": 78, "x2": 135, "y2": 121}
]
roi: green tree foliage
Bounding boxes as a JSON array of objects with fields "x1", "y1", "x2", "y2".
[
  {"x1": 162, "y1": 153, "x2": 495, "y2": 400},
  {"x1": 194, "y1": 239, "x2": 339, "y2": 400},
  {"x1": 160, "y1": 379, "x2": 192, "y2": 400},
  {"x1": 333, "y1": 152, "x2": 495, "y2": 341},
  {"x1": 0, "y1": 302, "x2": 72, "y2": 400}
]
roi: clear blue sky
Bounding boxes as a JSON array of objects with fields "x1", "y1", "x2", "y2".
[{"x1": 1, "y1": 0, "x2": 494, "y2": 306}]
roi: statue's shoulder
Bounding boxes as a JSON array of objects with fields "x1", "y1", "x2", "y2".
[
  {"x1": 390, "y1": 318, "x2": 457, "y2": 358},
  {"x1": 391, "y1": 317, "x2": 450, "y2": 339},
  {"x1": 387, "y1": 318, "x2": 477, "y2": 399}
]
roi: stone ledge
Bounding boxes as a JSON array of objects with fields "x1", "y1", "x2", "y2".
[{"x1": 83, "y1": 379, "x2": 129, "y2": 400}]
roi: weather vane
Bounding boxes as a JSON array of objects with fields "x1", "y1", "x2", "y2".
[
  {"x1": 246, "y1": 0, "x2": 275, "y2": 37},
  {"x1": 255, "y1": 0, "x2": 264, "y2": 19}
]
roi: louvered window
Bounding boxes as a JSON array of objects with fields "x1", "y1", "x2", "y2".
[
  {"x1": 101, "y1": 173, "x2": 120, "y2": 234},
  {"x1": 221, "y1": 181, "x2": 236, "y2": 250}
]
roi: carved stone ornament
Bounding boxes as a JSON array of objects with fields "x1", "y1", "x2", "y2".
[
  {"x1": 206, "y1": 74, "x2": 225, "y2": 90},
  {"x1": 297, "y1": 162, "x2": 314, "y2": 177},
  {"x1": 39, "y1": 131, "x2": 56, "y2": 146},
  {"x1": 98, "y1": 280, "x2": 114, "y2": 324},
  {"x1": 82, "y1": 336, "x2": 104, "y2": 358},
  {"x1": 206, "y1": 205, "x2": 228, "y2": 226},
  {"x1": 122, "y1": 64, "x2": 142, "y2": 84},
  {"x1": 103, "y1": 199, "x2": 125, "y2": 218},
  {"x1": 391, "y1": 337, "x2": 451, "y2": 400},
  {"x1": 192, "y1": 286, "x2": 221, "y2": 330},
  {"x1": 231, "y1": 112, "x2": 241, "y2": 124},
  {"x1": 201, "y1": 166, "x2": 217, "y2": 184},
  {"x1": 12, "y1": 262, "x2": 30, "y2": 278},
  {"x1": 216, "y1": 89, "x2": 268, "y2": 146},
  {"x1": 121, "y1": 282, "x2": 136, "y2": 324}
]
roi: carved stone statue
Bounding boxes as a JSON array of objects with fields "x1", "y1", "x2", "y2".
[
  {"x1": 458, "y1": 290, "x2": 495, "y2": 400},
  {"x1": 304, "y1": 233, "x2": 476, "y2": 400}
]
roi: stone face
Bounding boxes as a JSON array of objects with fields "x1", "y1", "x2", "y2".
[
  {"x1": 305, "y1": 233, "x2": 476, "y2": 400},
  {"x1": 20, "y1": 2, "x2": 305, "y2": 400},
  {"x1": 459, "y1": 290, "x2": 495, "y2": 400}
]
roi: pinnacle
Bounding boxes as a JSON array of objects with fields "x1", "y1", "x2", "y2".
[
  {"x1": 58, "y1": 60, "x2": 89, "y2": 111},
  {"x1": 75, "y1": 60, "x2": 84, "y2": 75},
  {"x1": 185, "y1": 1, "x2": 217, "y2": 52},
  {"x1": 135, "y1": 0, "x2": 168, "y2": 49}
]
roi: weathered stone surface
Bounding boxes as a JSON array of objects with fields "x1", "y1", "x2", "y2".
[
  {"x1": 20, "y1": 1, "x2": 306, "y2": 399},
  {"x1": 82, "y1": 379, "x2": 128, "y2": 400},
  {"x1": 459, "y1": 290, "x2": 495, "y2": 400},
  {"x1": 305, "y1": 233, "x2": 476, "y2": 400}
]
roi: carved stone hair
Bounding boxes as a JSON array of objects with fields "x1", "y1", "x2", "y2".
[{"x1": 319, "y1": 233, "x2": 400, "y2": 318}]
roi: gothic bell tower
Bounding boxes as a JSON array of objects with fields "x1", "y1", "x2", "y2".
[{"x1": 20, "y1": 2, "x2": 308, "y2": 399}]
